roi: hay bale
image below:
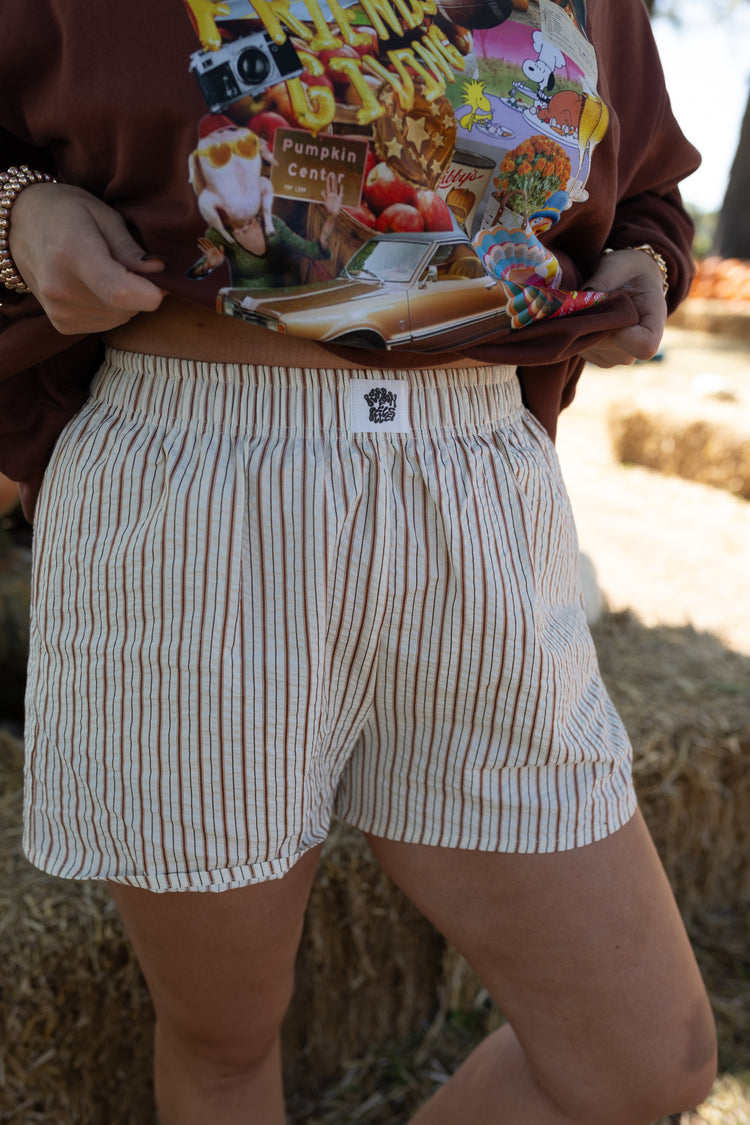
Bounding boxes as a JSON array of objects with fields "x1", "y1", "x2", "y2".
[
  {"x1": 608, "y1": 398, "x2": 750, "y2": 499},
  {"x1": 684, "y1": 904, "x2": 750, "y2": 1073},
  {"x1": 669, "y1": 296, "x2": 750, "y2": 342},
  {"x1": 283, "y1": 822, "x2": 445, "y2": 1085},
  {"x1": 593, "y1": 611, "x2": 750, "y2": 918},
  {"x1": 3, "y1": 610, "x2": 749, "y2": 1117},
  {"x1": 593, "y1": 612, "x2": 750, "y2": 1069},
  {"x1": 0, "y1": 730, "x2": 447, "y2": 1124},
  {"x1": 0, "y1": 536, "x2": 30, "y2": 721},
  {"x1": 0, "y1": 473, "x2": 20, "y2": 518},
  {"x1": 0, "y1": 731, "x2": 154, "y2": 1125}
]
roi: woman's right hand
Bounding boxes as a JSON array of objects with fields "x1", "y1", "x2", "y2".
[{"x1": 8, "y1": 182, "x2": 166, "y2": 334}]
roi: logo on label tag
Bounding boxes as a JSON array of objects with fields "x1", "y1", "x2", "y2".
[
  {"x1": 364, "y1": 386, "x2": 398, "y2": 424},
  {"x1": 350, "y1": 378, "x2": 410, "y2": 433}
]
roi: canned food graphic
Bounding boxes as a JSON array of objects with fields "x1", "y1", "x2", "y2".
[{"x1": 437, "y1": 150, "x2": 496, "y2": 233}]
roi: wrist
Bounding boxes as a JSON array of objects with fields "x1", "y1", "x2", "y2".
[
  {"x1": 0, "y1": 165, "x2": 58, "y2": 293},
  {"x1": 603, "y1": 244, "x2": 669, "y2": 298}
]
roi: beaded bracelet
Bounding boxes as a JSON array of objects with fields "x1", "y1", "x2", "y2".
[{"x1": 0, "y1": 165, "x2": 57, "y2": 294}]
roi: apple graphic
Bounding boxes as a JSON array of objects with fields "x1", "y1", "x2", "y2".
[
  {"x1": 300, "y1": 69, "x2": 335, "y2": 92},
  {"x1": 265, "y1": 81, "x2": 297, "y2": 123},
  {"x1": 318, "y1": 44, "x2": 361, "y2": 92},
  {"x1": 337, "y1": 136, "x2": 377, "y2": 181},
  {"x1": 351, "y1": 26, "x2": 379, "y2": 57},
  {"x1": 344, "y1": 203, "x2": 377, "y2": 228},
  {"x1": 265, "y1": 79, "x2": 334, "y2": 128},
  {"x1": 248, "y1": 111, "x2": 290, "y2": 150},
  {"x1": 224, "y1": 92, "x2": 271, "y2": 125},
  {"x1": 376, "y1": 203, "x2": 424, "y2": 233},
  {"x1": 416, "y1": 190, "x2": 454, "y2": 232},
  {"x1": 364, "y1": 163, "x2": 418, "y2": 214}
]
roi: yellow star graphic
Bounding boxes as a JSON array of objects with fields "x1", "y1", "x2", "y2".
[
  {"x1": 386, "y1": 136, "x2": 403, "y2": 159},
  {"x1": 405, "y1": 116, "x2": 432, "y2": 150}
]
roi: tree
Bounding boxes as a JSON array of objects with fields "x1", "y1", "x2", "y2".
[
  {"x1": 712, "y1": 91, "x2": 750, "y2": 257},
  {"x1": 647, "y1": 0, "x2": 750, "y2": 259}
]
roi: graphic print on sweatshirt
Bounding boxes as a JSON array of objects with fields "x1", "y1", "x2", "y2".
[{"x1": 182, "y1": 0, "x2": 609, "y2": 351}]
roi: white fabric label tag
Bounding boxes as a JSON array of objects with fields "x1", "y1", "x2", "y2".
[{"x1": 350, "y1": 378, "x2": 410, "y2": 433}]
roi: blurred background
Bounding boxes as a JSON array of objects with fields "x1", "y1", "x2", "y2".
[{"x1": 650, "y1": 0, "x2": 750, "y2": 261}]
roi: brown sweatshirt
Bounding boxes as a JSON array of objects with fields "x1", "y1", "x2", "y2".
[{"x1": 0, "y1": 0, "x2": 700, "y2": 519}]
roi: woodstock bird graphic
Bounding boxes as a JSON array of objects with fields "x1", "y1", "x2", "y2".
[
  {"x1": 460, "y1": 79, "x2": 494, "y2": 131},
  {"x1": 188, "y1": 115, "x2": 275, "y2": 243}
]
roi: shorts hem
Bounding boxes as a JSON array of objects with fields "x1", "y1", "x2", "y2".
[
  {"x1": 23, "y1": 839, "x2": 325, "y2": 893},
  {"x1": 340, "y1": 789, "x2": 639, "y2": 855}
]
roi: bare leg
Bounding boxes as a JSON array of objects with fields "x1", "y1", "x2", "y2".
[
  {"x1": 108, "y1": 845, "x2": 321, "y2": 1125},
  {"x1": 365, "y1": 812, "x2": 716, "y2": 1125}
]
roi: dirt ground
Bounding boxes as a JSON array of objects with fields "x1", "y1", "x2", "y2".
[{"x1": 556, "y1": 322, "x2": 750, "y2": 657}]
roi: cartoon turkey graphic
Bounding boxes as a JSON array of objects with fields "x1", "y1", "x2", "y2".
[{"x1": 188, "y1": 114, "x2": 275, "y2": 243}]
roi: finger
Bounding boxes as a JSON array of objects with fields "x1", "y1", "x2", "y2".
[
  {"x1": 611, "y1": 315, "x2": 663, "y2": 361},
  {"x1": 74, "y1": 249, "x2": 165, "y2": 314},
  {"x1": 130, "y1": 254, "x2": 167, "y2": 276},
  {"x1": 581, "y1": 345, "x2": 636, "y2": 369},
  {"x1": 91, "y1": 203, "x2": 164, "y2": 275},
  {"x1": 581, "y1": 322, "x2": 659, "y2": 368}
]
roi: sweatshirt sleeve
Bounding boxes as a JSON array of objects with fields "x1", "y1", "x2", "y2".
[
  {"x1": 590, "y1": 0, "x2": 701, "y2": 311},
  {"x1": 0, "y1": 126, "x2": 102, "y2": 520},
  {"x1": 0, "y1": 124, "x2": 56, "y2": 173},
  {"x1": 512, "y1": 1, "x2": 701, "y2": 441},
  {"x1": 0, "y1": 126, "x2": 58, "y2": 308}
]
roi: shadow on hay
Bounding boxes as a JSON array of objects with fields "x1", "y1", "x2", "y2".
[{"x1": 0, "y1": 610, "x2": 749, "y2": 1125}]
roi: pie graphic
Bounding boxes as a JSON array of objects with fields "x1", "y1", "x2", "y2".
[{"x1": 372, "y1": 81, "x2": 458, "y2": 189}]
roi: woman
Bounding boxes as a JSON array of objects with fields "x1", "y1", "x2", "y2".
[{"x1": 0, "y1": 0, "x2": 716, "y2": 1122}]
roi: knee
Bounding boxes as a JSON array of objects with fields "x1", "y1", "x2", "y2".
[
  {"x1": 638, "y1": 999, "x2": 717, "y2": 1124},
  {"x1": 561, "y1": 1003, "x2": 718, "y2": 1125},
  {"x1": 635, "y1": 1021, "x2": 718, "y2": 1125},
  {"x1": 155, "y1": 1001, "x2": 289, "y2": 1084}
]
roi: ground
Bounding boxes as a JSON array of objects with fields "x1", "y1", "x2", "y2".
[{"x1": 557, "y1": 323, "x2": 750, "y2": 658}]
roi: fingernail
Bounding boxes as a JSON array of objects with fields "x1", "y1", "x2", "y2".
[{"x1": 140, "y1": 253, "x2": 167, "y2": 263}]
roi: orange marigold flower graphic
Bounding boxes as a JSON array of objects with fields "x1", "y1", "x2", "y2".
[{"x1": 494, "y1": 135, "x2": 572, "y2": 218}]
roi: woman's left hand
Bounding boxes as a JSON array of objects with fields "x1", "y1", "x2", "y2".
[{"x1": 578, "y1": 248, "x2": 668, "y2": 368}]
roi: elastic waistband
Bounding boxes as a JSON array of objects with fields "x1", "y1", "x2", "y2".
[{"x1": 92, "y1": 347, "x2": 522, "y2": 437}]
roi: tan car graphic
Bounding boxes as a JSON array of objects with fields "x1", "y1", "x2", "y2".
[{"x1": 217, "y1": 232, "x2": 511, "y2": 352}]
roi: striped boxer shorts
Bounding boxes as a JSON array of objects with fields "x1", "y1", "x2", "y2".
[{"x1": 23, "y1": 348, "x2": 636, "y2": 891}]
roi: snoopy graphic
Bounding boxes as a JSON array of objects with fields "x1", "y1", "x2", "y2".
[{"x1": 522, "y1": 31, "x2": 566, "y2": 97}]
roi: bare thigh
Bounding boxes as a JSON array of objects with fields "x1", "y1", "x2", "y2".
[
  {"x1": 365, "y1": 811, "x2": 716, "y2": 1121},
  {"x1": 107, "y1": 845, "x2": 322, "y2": 1067}
]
